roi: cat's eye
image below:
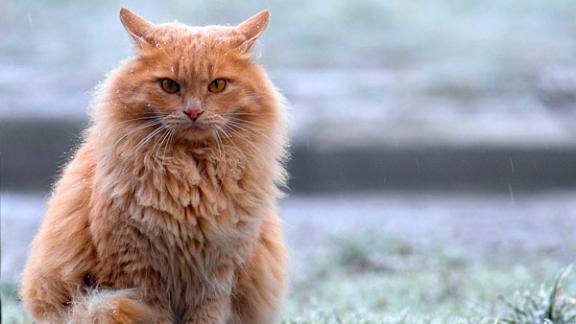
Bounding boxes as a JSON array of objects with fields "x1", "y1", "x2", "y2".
[
  {"x1": 160, "y1": 78, "x2": 180, "y2": 94},
  {"x1": 208, "y1": 79, "x2": 227, "y2": 93}
]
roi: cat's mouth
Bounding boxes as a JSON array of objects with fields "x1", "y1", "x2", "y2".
[
  {"x1": 187, "y1": 123, "x2": 209, "y2": 132},
  {"x1": 176, "y1": 121, "x2": 210, "y2": 140},
  {"x1": 186, "y1": 117, "x2": 218, "y2": 131},
  {"x1": 172, "y1": 118, "x2": 223, "y2": 142},
  {"x1": 157, "y1": 111, "x2": 226, "y2": 142}
]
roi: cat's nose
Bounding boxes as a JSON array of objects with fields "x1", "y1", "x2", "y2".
[{"x1": 183, "y1": 107, "x2": 204, "y2": 121}]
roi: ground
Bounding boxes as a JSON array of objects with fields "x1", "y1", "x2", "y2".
[{"x1": 2, "y1": 191, "x2": 576, "y2": 323}]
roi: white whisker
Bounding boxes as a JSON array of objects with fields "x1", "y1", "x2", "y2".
[
  {"x1": 113, "y1": 119, "x2": 163, "y2": 146},
  {"x1": 133, "y1": 125, "x2": 166, "y2": 153}
]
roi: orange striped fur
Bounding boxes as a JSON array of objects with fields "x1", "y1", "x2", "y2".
[{"x1": 21, "y1": 8, "x2": 288, "y2": 323}]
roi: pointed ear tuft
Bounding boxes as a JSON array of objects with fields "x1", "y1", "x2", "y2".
[
  {"x1": 236, "y1": 10, "x2": 270, "y2": 51},
  {"x1": 119, "y1": 8, "x2": 154, "y2": 47}
]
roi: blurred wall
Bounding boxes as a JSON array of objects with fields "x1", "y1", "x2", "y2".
[{"x1": 2, "y1": 0, "x2": 576, "y2": 193}]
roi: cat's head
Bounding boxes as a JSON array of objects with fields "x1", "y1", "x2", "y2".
[{"x1": 103, "y1": 8, "x2": 280, "y2": 146}]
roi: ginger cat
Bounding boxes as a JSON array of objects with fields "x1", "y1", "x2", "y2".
[{"x1": 20, "y1": 8, "x2": 288, "y2": 324}]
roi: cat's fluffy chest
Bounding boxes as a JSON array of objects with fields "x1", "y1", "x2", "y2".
[
  {"x1": 93, "y1": 147, "x2": 263, "y2": 293},
  {"x1": 115, "y1": 146, "x2": 261, "y2": 238}
]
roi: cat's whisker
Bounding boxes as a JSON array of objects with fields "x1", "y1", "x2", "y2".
[
  {"x1": 211, "y1": 131, "x2": 221, "y2": 159},
  {"x1": 218, "y1": 131, "x2": 226, "y2": 160},
  {"x1": 229, "y1": 124, "x2": 274, "y2": 143},
  {"x1": 213, "y1": 130, "x2": 225, "y2": 162},
  {"x1": 125, "y1": 113, "x2": 171, "y2": 119},
  {"x1": 221, "y1": 125, "x2": 249, "y2": 142},
  {"x1": 223, "y1": 116, "x2": 260, "y2": 126},
  {"x1": 126, "y1": 110, "x2": 171, "y2": 116},
  {"x1": 221, "y1": 111, "x2": 260, "y2": 116},
  {"x1": 162, "y1": 128, "x2": 176, "y2": 159},
  {"x1": 221, "y1": 125, "x2": 261, "y2": 153},
  {"x1": 224, "y1": 116, "x2": 267, "y2": 128},
  {"x1": 117, "y1": 116, "x2": 163, "y2": 125},
  {"x1": 152, "y1": 128, "x2": 171, "y2": 159},
  {"x1": 113, "y1": 119, "x2": 163, "y2": 147},
  {"x1": 224, "y1": 120, "x2": 273, "y2": 142},
  {"x1": 227, "y1": 125, "x2": 268, "y2": 147},
  {"x1": 160, "y1": 128, "x2": 174, "y2": 158},
  {"x1": 216, "y1": 125, "x2": 231, "y2": 140},
  {"x1": 215, "y1": 125, "x2": 242, "y2": 154},
  {"x1": 220, "y1": 112, "x2": 274, "y2": 119},
  {"x1": 133, "y1": 124, "x2": 166, "y2": 153}
]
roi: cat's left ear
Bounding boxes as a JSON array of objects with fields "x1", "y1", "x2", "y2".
[{"x1": 236, "y1": 10, "x2": 270, "y2": 52}]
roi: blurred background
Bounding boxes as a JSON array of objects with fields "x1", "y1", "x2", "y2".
[{"x1": 2, "y1": 0, "x2": 576, "y2": 322}]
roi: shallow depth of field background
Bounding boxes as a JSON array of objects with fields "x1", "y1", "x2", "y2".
[{"x1": 2, "y1": 0, "x2": 576, "y2": 322}]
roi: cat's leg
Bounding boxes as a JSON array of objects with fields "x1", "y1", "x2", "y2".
[
  {"x1": 142, "y1": 291, "x2": 176, "y2": 324},
  {"x1": 20, "y1": 224, "x2": 98, "y2": 323},
  {"x1": 20, "y1": 147, "x2": 98, "y2": 322},
  {"x1": 181, "y1": 265, "x2": 235, "y2": 324},
  {"x1": 181, "y1": 296, "x2": 232, "y2": 324},
  {"x1": 229, "y1": 214, "x2": 288, "y2": 324}
]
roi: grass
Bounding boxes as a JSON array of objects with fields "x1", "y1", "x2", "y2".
[
  {"x1": 282, "y1": 232, "x2": 576, "y2": 323},
  {"x1": 1, "y1": 283, "x2": 30, "y2": 324},
  {"x1": 2, "y1": 233, "x2": 575, "y2": 323},
  {"x1": 499, "y1": 266, "x2": 576, "y2": 323}
]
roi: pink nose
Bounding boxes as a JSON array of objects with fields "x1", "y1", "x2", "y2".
[{"x1": 184, "y1": 107, "x2": 204, "y2": 121}]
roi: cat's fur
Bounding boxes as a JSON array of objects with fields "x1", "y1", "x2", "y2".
[{"x1": 20, "y1": 8, "x2": 288, "y2": 324}]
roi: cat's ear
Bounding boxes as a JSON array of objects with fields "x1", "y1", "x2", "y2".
[
  {"x1": 119, "y1": 8, "x2": 154, "y2": 49},
  {"x1": 236, "y1": 10, "x2": 270, "y2": 52}
]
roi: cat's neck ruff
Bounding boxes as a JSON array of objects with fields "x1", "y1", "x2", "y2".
[{"x1": 88, "y1": 115, "x2": 281, "y2": 219}]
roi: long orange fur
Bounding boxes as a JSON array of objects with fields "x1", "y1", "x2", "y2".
[{"x1": 21, "y1": 8, "x2": 288, "y2": 324}]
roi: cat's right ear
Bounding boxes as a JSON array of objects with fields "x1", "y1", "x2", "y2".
[{"x1": 119, "y1": 8, "x2": 154, "y2": 49}]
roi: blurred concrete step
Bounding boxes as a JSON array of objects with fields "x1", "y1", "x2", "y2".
[
  {"x1": 2, "y1": 118, "x2": 576, "y2": 192},
  {"x1": 289, "y1": 143, "x2": 576, "y2": 192}
]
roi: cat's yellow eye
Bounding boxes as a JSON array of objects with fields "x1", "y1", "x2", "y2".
[
  {"x1": 160, "y1": 78, "x2": 180, "y2": 94},
  {"x1": 208, "y1": 79, "x2": 227, "y2": 93}
]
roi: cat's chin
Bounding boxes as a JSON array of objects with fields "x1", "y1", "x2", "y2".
[{"x1": 176, "y1": 126, "x2": 214, "y2": 143}]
